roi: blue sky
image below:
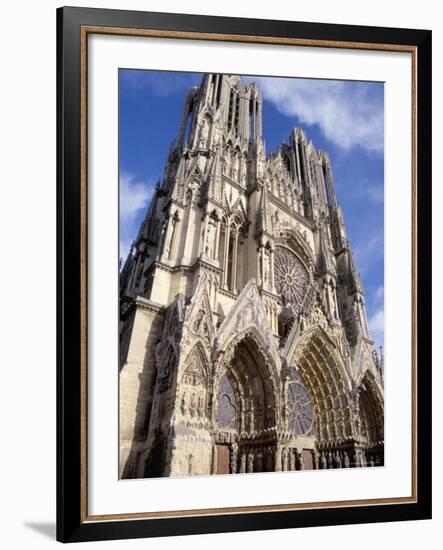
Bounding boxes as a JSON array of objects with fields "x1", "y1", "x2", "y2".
[{"x1": 119, "y1": 69, "x2": 384, "y2": 349}]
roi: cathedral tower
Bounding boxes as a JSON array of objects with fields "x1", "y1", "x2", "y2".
[{"x1": 119, "y1": 74, "x2": 384, "y2": 478}]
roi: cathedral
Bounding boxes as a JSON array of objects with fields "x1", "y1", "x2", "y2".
[{"x1": 119, "y1": 73, "x2": 384, "y2": 478}]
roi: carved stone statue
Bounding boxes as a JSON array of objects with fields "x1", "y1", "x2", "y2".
[
  {"x1": 320, "y1": 453, "x2": 327, "y2": 469},
  {"x1": 297, "y1": 450, "x2": 304, "y2": 470},
  {"x1": 247, "y1": 453, "x2": 254, "y2": 473}
]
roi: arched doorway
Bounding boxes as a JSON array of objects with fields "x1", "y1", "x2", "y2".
[
  {"x1": 214, "y1": 333, "x2": 279, "y2": 474},
  {"x1": 357, "y1": 371, "x2": 384, "y2": 466},
  {"x1": 290, "y1": 328, "x2": 355, "y2": 468}
]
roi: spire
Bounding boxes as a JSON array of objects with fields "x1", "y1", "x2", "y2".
[
  {"x1": 170, "y1": 157, "x2": 186, "y2": 202},
  {"x1": 121, "y1": 241, "x2": 134, "y2": 272},
  {"x1": 145, "y1": 182, "x2": 161, "y2": 244},
  {"x1": 120, "y1": 241, "x2": 135, "y2": 295},
  {"x1": 347, "y1": 248, "x2": 364, "y2": 295}
]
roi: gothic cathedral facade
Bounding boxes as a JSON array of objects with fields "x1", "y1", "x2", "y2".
[{"x1": 119, "y1": 74, "x2": 384, "y2": 478}]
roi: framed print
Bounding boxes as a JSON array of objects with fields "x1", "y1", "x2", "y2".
[{"x1": 57, "y1": 6, "x2": 432, "y2": 543}]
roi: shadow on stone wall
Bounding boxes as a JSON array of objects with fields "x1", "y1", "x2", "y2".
[{"x1": 120, "y1": 307, "x2": 165, "y2": 479}]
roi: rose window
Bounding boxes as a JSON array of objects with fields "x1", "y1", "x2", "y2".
[{"x1": 274, "y1": 247, "x2": 308, "y2": 312}]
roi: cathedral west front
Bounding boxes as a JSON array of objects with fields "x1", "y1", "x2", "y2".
[{"x1": 119, "y1": 73, "x2": 384, "y2": 478}]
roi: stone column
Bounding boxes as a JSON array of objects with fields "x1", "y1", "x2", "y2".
[
  {"x1": 288, "y1": 449, "x2": 294, "y2": 471},
  {"x1": 232, "y1": 231, "x2": 239, "y2": 292},
  {"x1": 258, "y1": 245, "x2": 264, "y2": 287},
  {"x1": 214, "y1": 218, "x2": 221, "y2": 260},
  {"x1": 247, "y1": 452, "x2": 254, "y2": 473},
  {"x1": 270, "y1": 247, "x2": 275, "y2": 291},
  {"x1": 297, "y1": 450, "x2": 304, "y2": 470},
  {"x1": 239, "y1": 451, "x2": 246, "y2": 473},
  {"x1": 231, "y1": 444, "x2": 238, "y2": 474},
  {"x1": 200, "y1": 212, "x2": 209, "y2": 256},
  {"x1": 252, "y1": 98, "x2": 256, "y2": 142},
  {"x1": 282, "y1": 447, "x2": 288, "y2": 471},
  {"x1": 274, "y1": 445, "x2": 282, "y2": 472},
  {"x1": 222, "y1": 229, "x2": 230, "y2": 288}
]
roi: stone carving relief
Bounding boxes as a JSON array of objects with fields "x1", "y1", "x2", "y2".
[
  {"x1": 204, "y1": 217, "x2": 217, "y2": 259},
  {"x1": 180, "y1": 359, "x2": 208, "y2": 427},
  {"x1": 262, "y1": 246, "x2": 272, "y2": 287},
  {"x1": 218, "y1": 280, "x2": 278, "y2": 363},
  {"x1": 182, "y1": 275, "x2": 215, "y2": 354},
  {"x1": 199, "y1": 117, "x2": 210, "y2": 148}
]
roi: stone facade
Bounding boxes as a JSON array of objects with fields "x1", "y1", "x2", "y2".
[{"x1": 119, "y1": 74, "x2": 384, "y2": 478}]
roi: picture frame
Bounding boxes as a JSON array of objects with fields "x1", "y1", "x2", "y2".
[{"x1": 56, "y1": 6, "x2": 432, "y2": 543}]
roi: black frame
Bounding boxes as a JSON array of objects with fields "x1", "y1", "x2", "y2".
[{"x1": 57, "y1": 6, "x2": 432, "y2": 543}]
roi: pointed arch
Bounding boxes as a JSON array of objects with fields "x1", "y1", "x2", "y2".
[
  {"x1": 219, "y1": 199, "x2": 247, "y2": 293},
  {"x1": 273, "y1": 226, "x2": 316, "y2": 273},
  {"x1": 179, "y1": 342, "x2": 210, "y2": 386},
  {"x1": 356, "y1": 368, "x2": 384, "y2": 444},
  {"x1": 217, "y1": 280, "x2": 280, "y2": 368},
  {"x1": 290, "y1": 326, "x2": 353, "y2": 445},
  {"x1": 184, "y1": 273, "x2": 215, "y2": 346},
  {"x1": 223, "y1": 326, "x2": 280, "y2": 382},
  {"x1": 217, "y1": 330, "x2": 281, "y2": 432},
  {"x1": 229, "y1": 195, "x2": 248, "y2": 225}
]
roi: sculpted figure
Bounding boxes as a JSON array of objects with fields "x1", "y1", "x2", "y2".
[
  {"x1": 320, "y1": 453, "x2": 327, "y2": 469},
  {"x1": 335, "y1": 452, "x2": 342, "y2": 468},
  {"x1": 297, "y1": 450, "x2": 304, "y2": 470},
  {"x1": 247, "y1": 452, "x2": 254, "y2": 473}
]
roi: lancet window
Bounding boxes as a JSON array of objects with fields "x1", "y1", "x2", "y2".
[{"x1": 218, "y1": 213, "x2": 246, "y2": 294}]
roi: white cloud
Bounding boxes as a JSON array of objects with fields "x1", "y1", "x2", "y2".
[
  {"x1": 249, "y1": 77, "x2": 383, "y2": 153},
  {"x1": 119, "y1": 173, "x2": 152, "y2": 223},
  {"x1": 367, "y1": 285, "x2": 384, "y2": 349},
  {"x1": 353, "y1": 227, "x2": 384, "y2": 276},
  {"x1": 365, "y1": 183, "x2": 384, "y2": 204},
  {"x1": 119, "y1": 239, "x2": 132, "y2": 265},
  {"x1": 121, "y1": 71, "x2": 200, "y2": 98},
  {"x1": 373, "y1": 284, "x2": 384, "y2": 304},
  {"x1": 119, "y1": 173, "x2": 154, "y2": 263},
  {"x1": 368, "y1": 308, "x2": 384, "y2": 349}
]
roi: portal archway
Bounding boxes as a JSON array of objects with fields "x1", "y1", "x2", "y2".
[
  {"x1": 214, "y1": 333, "x2": 279, "y2": 474},
  {"x1": 290, "y1": 327, "x2": 355, "y2": 468},
  {"x1": 356, "y1": 370, "x2": 384, "y2": 466}
]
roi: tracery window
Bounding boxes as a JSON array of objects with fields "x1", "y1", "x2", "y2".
[
  {"x1": 286, "y1": 368, "x2": 314, "y2": 435},
  {"x1": 274, "y1": 246, "x2": 309, "y2": 313},
  {"x1": 218, "y1": 214, "x2": 245, "y2": 293}
]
